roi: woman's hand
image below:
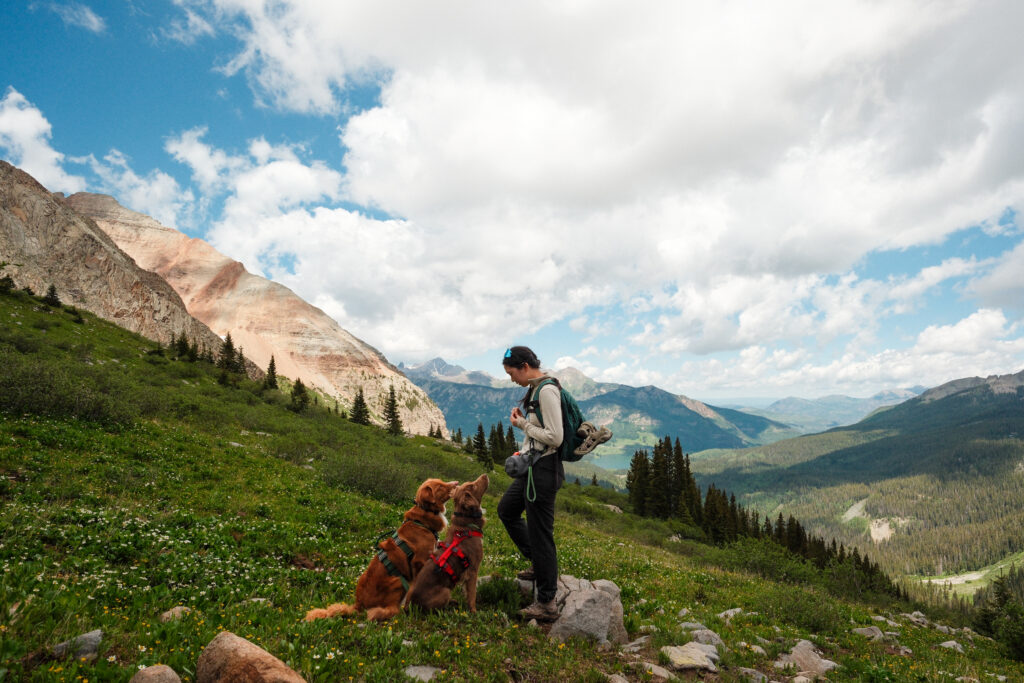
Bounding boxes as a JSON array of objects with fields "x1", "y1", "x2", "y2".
[{"x1": 510, "y1": 407, "x2": 525, "y2": 428}]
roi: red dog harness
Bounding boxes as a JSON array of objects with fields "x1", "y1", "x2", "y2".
[{"x1": 430, "y1": 528, "x2": 483, "y2": 584}]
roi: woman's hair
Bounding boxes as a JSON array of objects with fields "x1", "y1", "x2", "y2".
[
  {"x1": 502, "y1": 345, "x2": 541, "y2": 369},
  {"x1": 503, "y1": 345, "x2": 545, "y2": 410}
]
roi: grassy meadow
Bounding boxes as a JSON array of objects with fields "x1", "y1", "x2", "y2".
[{"x1": 2, "y1": 289, "x2": 1023, "y2": 682}]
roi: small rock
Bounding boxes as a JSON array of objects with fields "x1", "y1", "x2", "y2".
[
  {"x1": 939, "y1": 640, "x2": 965, "y2": 653},
  {"x1": 606, "y1": 675, "x2": 629, "y2": 683},
  {"x1": 738, "y1": 641, "x2": 767, "y2": 656},
  {"x1": 130, "y1": 665, "x2": 182, "y2": 683},
  {"x1": 718, "y1": 607, "x2": 743, "y2": 622},
  {"x1": 679, "y1": 621, "x2": 707, "y2": 630},
  {"x1": 852, "y1": 626, "x2": 884, "y2": 641},
  {"x1": 689, "y1": 629, "x2": 724, "y2": 648},
  {"x1": 896, "y1": 645, "x2": 913, "y2": 656},
  {"x1": 639, "y1": 661, "x2": 677, "y2": 680},
  {"x1": 53, "y1": 629, "x2": 102, "y2": 661},
  {"x1": 677, "y1": 607, "x2": 690, "y2": 618},
  {"x1": 792, "y1": 676, "x2": 813, "y2": 683},
  {"x1": 160, "y1": 606, "x2": 193, "y2": 623},
  {"x1": 736, "y1": 668, "x2": 768, "y2": 682},
  {"x1": 773, "y1": 639, "x2": 838, "y2": 676},
  {"x1": 405, "y1": 665, "x2": 441, "y2": 681},
  {"x1": 639, "y1": 624, "x2": 659, "y2": 633},
  {"x1": 622, "y1": 635, "x2": 650, "y2": 653},
  {"x1": 661, "y1": 642, "x2": 719, "y2": 672}
]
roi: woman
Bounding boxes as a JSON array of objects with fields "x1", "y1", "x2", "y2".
[{"x1": 497, "y1": 345, "x2": 564, "y2": 622}]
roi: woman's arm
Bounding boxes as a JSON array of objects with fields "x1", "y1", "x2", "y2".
[{"x1": 522, "y1": 383, "x2": 564, "y2": 450}]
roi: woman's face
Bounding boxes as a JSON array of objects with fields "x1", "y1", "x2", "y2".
[{"x1": 505, "y1": 363, "x2": 530, "y2": 386}]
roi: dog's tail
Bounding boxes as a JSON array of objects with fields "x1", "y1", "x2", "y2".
[{"x1": 303, "y1": 602, "x2": 357, "y2": 622}]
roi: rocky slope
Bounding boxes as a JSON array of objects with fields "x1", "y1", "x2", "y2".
[
  {"x1": 64, "y1": 192, "x2": 446, "y2": 435},
  {"x1": 0, "y1": 161, "x2": 225, "y2": 359}
]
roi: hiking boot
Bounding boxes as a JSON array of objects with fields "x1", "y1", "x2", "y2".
[
  {"x1": 519, "y1": 600, "x2": 559, "y2": 622},
  {"x1": 516, "y1": 566, "x2": 536, "y2": 581},
  {"x1": 574, "y1": 424, "x2": 612, "y2": 456}
]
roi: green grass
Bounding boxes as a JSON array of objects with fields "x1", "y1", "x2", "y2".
[{"x1": 1, "y1": 290, "x2": 1023, "y2": 681}]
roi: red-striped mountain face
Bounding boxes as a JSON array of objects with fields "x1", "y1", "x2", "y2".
[{"x1": 63, "y1": 191, "x2": 447, "y2": 436}]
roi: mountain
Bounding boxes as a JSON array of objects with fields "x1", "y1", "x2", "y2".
[
  {"x1": 0, "y1": 161, "x2": 227, "y2": 362},
  {"x1": 403, "y1": 359, "x2": 798, "y2": 469},
  {"x1": 690, "y1": 368, "x2": 1024, "y2": 577},
  {"x1": 736, "y1": 387, "x2": 926, "y2": 434},
  {"x1": 399, "y1": 357, "x2": 505, "y2": 388},
  {"x1": 63, "y1": 191, "x2": 446, "y2": 436}
]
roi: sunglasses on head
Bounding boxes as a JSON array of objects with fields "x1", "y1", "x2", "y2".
[{"x1": 504, "y1": 348, "x2": 514, "y2": 359}]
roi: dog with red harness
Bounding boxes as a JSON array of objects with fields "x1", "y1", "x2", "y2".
[{"x1": 406, "y1": 473, "x2": 488, "y2": 613}]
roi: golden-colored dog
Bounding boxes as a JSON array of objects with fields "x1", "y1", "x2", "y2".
[
  {"x1": 304, "y1": 478, "x2": 457, "y2": 622},
  {"x1": 406, "y1": 473, "x2": 488, "y2": 613}
]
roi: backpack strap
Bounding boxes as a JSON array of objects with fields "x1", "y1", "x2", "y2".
[{"x1": 526, "y1": 378, "x2": 560, "y2": 428}]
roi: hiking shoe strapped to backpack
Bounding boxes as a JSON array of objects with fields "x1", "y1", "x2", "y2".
[{"x1": 574, "y1": 421, "x2": 612, "y2": 456}]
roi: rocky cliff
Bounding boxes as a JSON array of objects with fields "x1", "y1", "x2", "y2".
[
  {"x1": 64, "y1": 192, "x2": 447, "y2": 436},
  {"x1": 0, "y1": 161, "x2": 226, "y2": 359}
]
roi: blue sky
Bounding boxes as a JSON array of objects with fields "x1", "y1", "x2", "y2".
[{"x1": 2, "y1": 1, "x2": 1024, "y2": 402}]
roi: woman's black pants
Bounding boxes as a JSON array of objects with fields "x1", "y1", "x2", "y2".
[{"x1": 498, "y1": 462, "x2": 559, "y2": 603}]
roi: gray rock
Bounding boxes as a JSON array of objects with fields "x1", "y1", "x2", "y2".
[
  {"x1": 549, "y1": 588, "x2": 616, "y2": 644},
  {"x1": 605, "y1": 675, "x2": 630, "y2": 683},
  {"x1": 639, "y1": 662, "x2": 677, "y2": 680},
  {"x1": 738, "y1": 641, "x2": 767, "y2": 656},
  {"x1": 773, "y1": 639, "x2": 838, "y2": 676},
  {"x1": 622, "y1": 635, "x2": 650, "y2": 653},
  {"x1": 718, "y1": 607, "x2": 743, "y2": 622},
  {"x1": 737, "y1": 668, "x2": 768, "y2": 682},
  {"x1": 404, "y1": 665, "x2": 441, "y2": 681},
  {"x1": 159, "y1": 606, "x2": 193, "y2": 623},
  {"x1": 130, "y1": 665, "x2": 182, "y2": 683},
  {"x1": 679, "y1": 621, "x2": 707, "y2": 630},
  {"x1": 689, "y1": 629, "x2": 724, "y2": 648},
  {"x1": 52, "y1": 629, "x2": 102, "y2": 661},
  {"x1": 939, "y1": 640, "x2": 965, "y2": 653},
  {"x1": 852, "y1": 625, "x2": 884, "y2": 641},
  {"x1": 661, "y1": 642, "x2": 719, "y2": 672},
  {"x1": 677, "y1": 607, "x2": 691, "y2": 618}
]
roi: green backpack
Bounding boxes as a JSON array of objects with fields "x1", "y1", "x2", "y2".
[{"x1": 527, "y1": 378, "x2": 588, "y2": 462}]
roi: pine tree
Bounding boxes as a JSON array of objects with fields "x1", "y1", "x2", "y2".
[
  {"x1": 591, "y1": 473, "x2": 599, "y2": 486},
  {"x1": 505, "y1": 425, "x2": 518, "y2": 454},
  {"x1": 264, "y1": 355, "x2": 278, "y2": 390},
  {"x1": 383, "y1": 385, "x2": 403, "y2": 435},
  {"x1": 43, "y1": 284, "x2": 60, "y2": 307},
  {"x1": 218, "y1": 333, "x2": 236, "y2": 370},
  {"x1": 290, "y1": 378, "x2": 310, "y2": 411},
  {"x1": 175, "y1": 333, "x2": 190, "y2": 359},
  {"x1": 473, "y1": 423, "x2": 487, "y2": 455},
  {"x1": 648, "y1": 443, "x2": 671, "y2": 518},
  {"x1": 626, "y1": 451, "x2": 651, "y2": 516},
  {"x1": 349, "y1": 388, "x2": 370, "y2": 425},
  {"x1": 454, "y1": 428, "x2": 463, "y2": 444}
]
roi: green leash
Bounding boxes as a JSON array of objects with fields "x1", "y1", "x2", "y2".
[{"x1": 526, "y1": 462, "x2": 536, "y2": 503}]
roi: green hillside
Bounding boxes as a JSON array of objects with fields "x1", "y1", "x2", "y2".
[
  {"x1": 690, "y1": 380, "x2": 1024, "y2": 579},
  {"x1": 2, "y1": 289, "x2": 1023, "y2": 681}
]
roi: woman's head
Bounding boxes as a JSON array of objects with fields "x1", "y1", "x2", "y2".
[{"x1": 502, "y1": 345, "x2": 540, "y2": 370}]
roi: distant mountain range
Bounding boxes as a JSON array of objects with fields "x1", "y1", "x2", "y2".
[
  {"x1": 689, "y1": 368, "x2": 1024, "y2": 576},
  {"x1": 401, "y1": 358, "x2": 800, "y2": 470},
  {"x1": 732, "y1": 387, "x2": 926, "y2": 434}
]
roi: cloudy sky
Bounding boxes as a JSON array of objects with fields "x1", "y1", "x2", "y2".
[{"x1": 2, "y1": 0, "x2": 1023, "y2": 402}]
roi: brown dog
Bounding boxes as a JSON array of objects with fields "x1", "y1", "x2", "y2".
[
  {"x1": 405, "y1": 473, "x2": 488, "y2": 613},
  {"x1": 304, "y1": 478, "x2": 458, "y2": 622}
]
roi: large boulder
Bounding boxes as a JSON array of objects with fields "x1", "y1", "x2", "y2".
[
  {"x1": 196, "y1": 631, "x2": 305, "y2": 683},
  {"x1": 546, "y1": 575, "x2": 628, "y2": 646}
]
